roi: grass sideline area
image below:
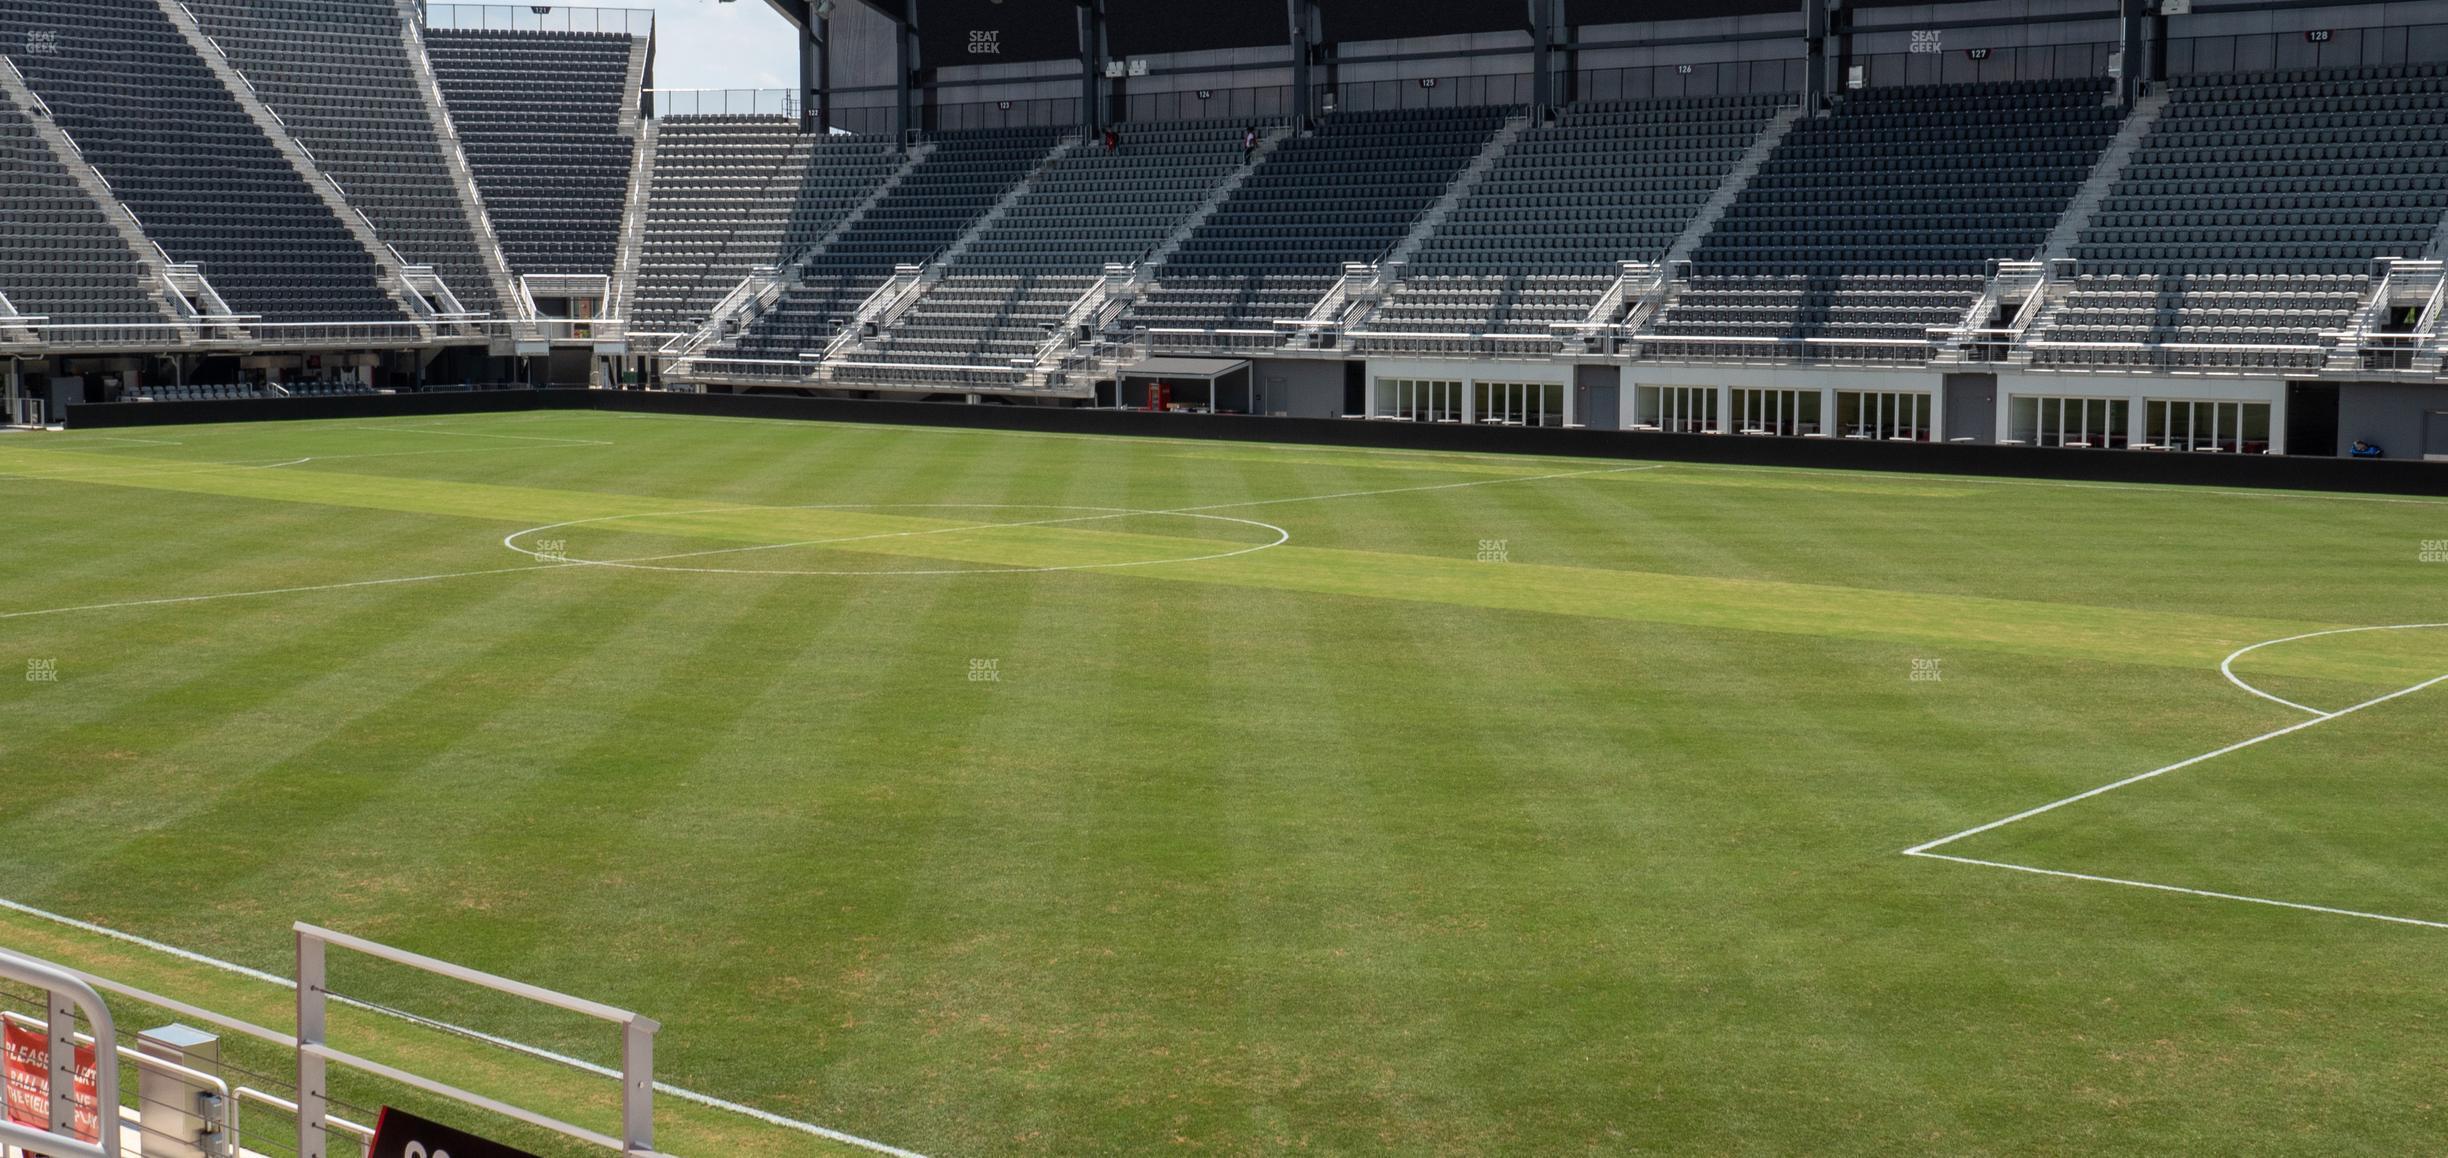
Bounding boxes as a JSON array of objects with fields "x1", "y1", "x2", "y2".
[
  {"x1": 1, "y1": 413, "x2": 2443, "y2": 1155},
  {"x1": 0, "y1": 908, "x2": 871, "y2": 1157}
]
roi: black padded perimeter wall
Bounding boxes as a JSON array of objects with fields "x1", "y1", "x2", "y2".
[{"x1": 61, "y1": 388, "x2": 2448, "y2": 497}]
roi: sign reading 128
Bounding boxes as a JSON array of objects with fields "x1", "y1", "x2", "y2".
[{"x1": 368, "y1": 1107, "x2": 542, "y2": 1158}]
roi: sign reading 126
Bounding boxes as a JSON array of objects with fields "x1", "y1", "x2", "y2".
[{"x1": 369, "y1": 1107, "x2": 542, "y2": 1158}]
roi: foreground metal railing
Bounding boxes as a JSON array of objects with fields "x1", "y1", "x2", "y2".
[
  {"x1": 0, "y1": 1008, "x2": 255, "y2": 1158},
  {"x1": 1343, "y1": 329, "x2": 1568, "y2": 358},
  {"x1": 1144, "y1": 327, "x2": 1283, "y2": 353},
  {"x1": 295, "y1": 924, "x2": 662, "y2": 1157},
  {"x1": 422, "y1": 2, "x2": 652, "y2": 36},
  {"x1": 0, "y1": 948, "x2": 119, "y2": 1158},
  {"x1": 18, "y1": 318, "x2": 512, "y2": 352},
  {"x1": 2022, "y1": 338, "x2": 2336, "y2": 372},
  {"x1": 1627, "y1": 332, "x2": 1939, "y2": 364},
  {"x1": 2, "y1": 927, "x2": 670, "y2": 1158}
]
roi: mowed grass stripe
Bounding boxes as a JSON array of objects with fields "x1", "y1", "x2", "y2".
[
  {"x1": 574, "y1": 578, "x2": 934, "y2": 1119},
  {"x1": 12, "y1": 414, "x2": 2448, "y2": 1156},
  {"x1": 862, "y1": 570, "x2": 1119, "y2": 1153},
  {"x1": 31, "y1": 577, "x2": 677, "y2": 972},
  {"x1": 0, "y1": 481, "x2": 394, "y2": 607},
  {"x1": 5, "y1": 442, "x2": 2417, "y2": 686},
  {"x1": 324, "y1": 572, "x2": 861, "y2": 1057},
  {"x1": 803, "y1": 437, "x2": 1086, "y2": 1146},
  {"x1": 755, "y1": 575, "x2": 1013, "y2": 1140},
  {"x1": 1149, "y1": 547, "x2": 2394, "y2": 683},
  {"x1": 1, "y1": 566, "x2": 588, "y2": 895},
  {"x1": 1275, "y1": 591, "x2": 1515, "y2": 1152}
]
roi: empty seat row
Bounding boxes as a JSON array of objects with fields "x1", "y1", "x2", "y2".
[
  {"x1": 9, "y1": 0, "x2": 405, "y2": 323},
  {"x1": 190, "y1": 0, "x2": 499, "y2": 314},
  {"x1": 425, "y1": 27, "x2": 639, "y2": 280}
]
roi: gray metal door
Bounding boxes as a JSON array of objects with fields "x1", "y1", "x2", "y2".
[{"x1": 1943, "y1": 374, "x2": 1997, "y2": 443}]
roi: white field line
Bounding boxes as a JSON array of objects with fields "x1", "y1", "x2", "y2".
[
  {"x1": 60, "y1": 435, "x2": 188, "y2": 447},
  {"x1": 505, "y1": 504, "x2": 1294, "y2": 578},
  {"x1": 2217, "y1": 623, "x2": 2448, "y2": 716},
  {"x1": 1906, "y1": 624, "x2": 2448, "y2": 930},
  {"x1": 0, "y1": 562, "x2": 573, "y2": 624},
  {"x1": 537, "y1": 464, "x2": 1664, "y2": 570},
  {"x1": 0, "y1": 456, "x2": 314, "y2": 483},
  {"x1": 0, "y1": 433, "x2": 610, "y2": 484},
  {"x1": 332, "y1": 423, "x2": 614, "y2": 447},
  {"x1": 1906, "y1": 854, "x2": 2448, "y2": 931},
  {"x1": 1904, "y1": 667, "x2": 2448, "y2": 856},
  {"x1": 0, "y1": 899, "x2": 930, "y2": 1158}
]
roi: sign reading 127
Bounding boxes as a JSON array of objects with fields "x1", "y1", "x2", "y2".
[{"x1": 368, "y1": 1107, "x2": 543, "y2": 1158}]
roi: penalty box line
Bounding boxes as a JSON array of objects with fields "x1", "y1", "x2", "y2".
[
  {"x1": 1903, "y1": 667, "x2": 2448, "y2": 930},
  {"x1": 1903, "y1": 854, "x2": 2448, "y2": 931}
]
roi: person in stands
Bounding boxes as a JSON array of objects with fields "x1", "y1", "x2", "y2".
[
  {"x1": 2350, "y1": 439, "x2": 2384, "y2": 459},
  {"x1": 1103, "y1": 127, "x2": 1119, "y2": 153},
  {"x1": 1241, "y1": 125, "x2": 1259, "y2": 164}
]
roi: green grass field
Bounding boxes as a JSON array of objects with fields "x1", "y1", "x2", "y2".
[{"x1": 1, "y1": 412, "x2": 2444, "y2": 1156}]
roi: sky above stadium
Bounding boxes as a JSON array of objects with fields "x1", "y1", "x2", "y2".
[{"x1": 648, "y1": 0, "x2": 800, "y2": 93}]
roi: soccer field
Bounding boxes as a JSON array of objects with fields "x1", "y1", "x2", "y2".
[{"x1": 2, "y1": 412, "x2": 2444, "y2": 1156}]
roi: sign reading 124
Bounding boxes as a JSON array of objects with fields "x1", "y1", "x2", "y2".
[{"x1": 368, "y1": 1107, "x2": 542, "y2": 1158}]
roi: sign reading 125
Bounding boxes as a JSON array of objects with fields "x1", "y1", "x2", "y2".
[{"x1": 369, "y1": 1107, "x2": 542, "y2": 1158}]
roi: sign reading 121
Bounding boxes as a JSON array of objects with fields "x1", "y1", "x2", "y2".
[{"x1": 368, "y1": 1107, "x2": 543, "y2": 1158}]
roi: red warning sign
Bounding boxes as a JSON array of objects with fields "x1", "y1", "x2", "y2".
[{"x1": 3, "y1": 1018, "x2": 100, "y2": 1152}]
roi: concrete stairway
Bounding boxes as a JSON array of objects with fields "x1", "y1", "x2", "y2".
[
  {"x1": 394, "y1": 0, "x2": 520, "y2": 321},
  {"x1": 2042, "y1": 88, "x2": 2168, "y2": 265},
  {"x1": 1380, "y1": 115, "x2": 1527, "y2": 269},
  {"x1": 0, "y1": 292, "x2": 36, "y2": 346},
  {"x1": 153, "y1": 0, "x2": 433, "y2": 328},
  {"x1": 929, "y1": 136, "x2": 1080, "y2": 270},
  {"x1": 1662, "y1": 104, "x2": 1802, "y2": 270},
  {"x1": 0, "y1": 58, "x2": 195, "y2": 338},
  {"x1": 783, "y1": 142, "x2": 932, "y2": 277},
  {"x1": 611, "y1": 120, "x2": 657, "y2": 327},
  {"x1": 1144, "y1": 124, "x2": 1290, "y2": 271}
]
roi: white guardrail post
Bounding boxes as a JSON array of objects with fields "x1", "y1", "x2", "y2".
[
  {"x1": 296, "y1": 929, "x2": 329, "y2": 1158},
  {"x1": 294, "y1": 923, "x2": 664, "y2": 1157},
  {"x1": 0, "y1": 948, "x2": 119, "y2": 1158}
]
